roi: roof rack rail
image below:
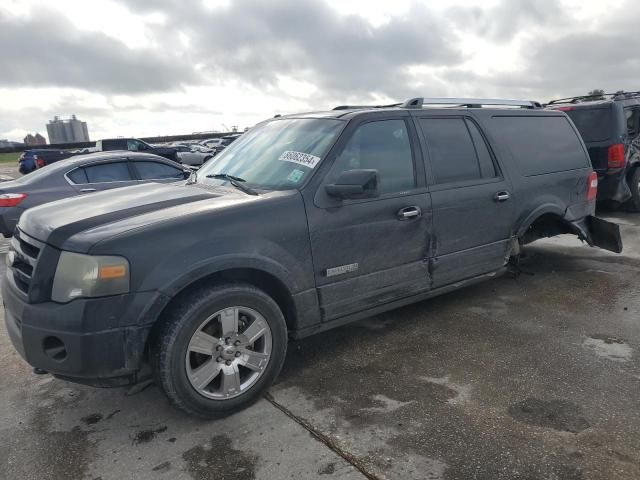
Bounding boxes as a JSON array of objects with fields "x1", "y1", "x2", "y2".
[
  {"x1": 547, "y1": 91, "x2": 640, "y2": 105},
  {"x1": 333, "y1": 97, "x2": 542, "y2": 111},
  {"x1": 332, "y1": 103, "x2": 401, "y2": 111},
  {"x1": 405, "y1": 97, "x2": 541, "y2": 109}
]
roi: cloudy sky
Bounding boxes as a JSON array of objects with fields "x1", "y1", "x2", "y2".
[{"x1": 0, "y1": 0, "x2": 634, "y2": 142}]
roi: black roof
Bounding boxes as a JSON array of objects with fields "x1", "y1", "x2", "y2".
[{"x1": 546, "y1": 91, "x2": 640, "y2": 107}]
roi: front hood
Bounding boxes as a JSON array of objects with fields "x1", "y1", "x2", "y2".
[{"x1": 19, "y1": 182, "x2": 246, "y2": 249}]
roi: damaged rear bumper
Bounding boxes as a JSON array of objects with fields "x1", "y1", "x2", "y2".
[{"x1": 571, "y1": 215, "x2": 623, "y2": 253}]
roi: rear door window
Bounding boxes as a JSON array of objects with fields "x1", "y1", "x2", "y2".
[
  {"x1": 136, "y1": 161, "x2": 184, "y2": 180},
  {"x1": 67, "y1": 167, "x2": 88, "y2": 184},
  {"x1": 625, "y1": 108, "x2": 640, "y2": 137},
  {"x1": 84, "y1": 162, "x2": 133, "y2": 183},
  {"x1": 420, "y1": 117, "x2": 497, "y2": 184},
  {"x1": 492, "y1": 116, "x2": 590, "y2": 176}
]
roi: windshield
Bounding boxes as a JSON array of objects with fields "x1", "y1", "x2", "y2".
[
  {"x1": 563, "y1": 107, "x2": 612, "y2": 143},
  {"x1": 197, "y1": 118, "x2": 344, "y2": 190}
]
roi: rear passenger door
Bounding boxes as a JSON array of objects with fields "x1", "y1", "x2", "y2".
[
  {"x1": 416, "y1": 114, "x2": 515, "y2": 287},
  {"x1": 66, "y1": 161, "x2": 138, "y2": 194}
]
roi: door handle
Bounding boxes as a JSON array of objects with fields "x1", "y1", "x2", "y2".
[
  {"x1": 494, "y1": 191, "x2": 510, "y2": 202},
  {"x1": 397, "y1": 206, "x2": 422, "y2": 220},
  {"x1": 80, "y1": 188, "x2": 97, "y2": 193}
]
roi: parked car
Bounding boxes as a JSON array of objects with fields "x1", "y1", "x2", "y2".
[
  {"x1": 3, "y1": 97, "x2": 621, "y2": 418},
  {"x1": 547, "y1": 91, "x2": 640, "y2": 210},
  {"x1": 0, "y1": 151, "x2": 190, "y2": 237},
  {"x1": 200, "y1": 138, "x2": 224, "y2": 149},
  {"x1": 209, "y1": 134, "x2": 242, "y2": 155},
  {"x1": 173, "y1": 144, "x2": 215, "y2": 166},
  {"x1": 96, "y1": 138, "x2": 179, "y2": 162},
  {"x1": 18, "y1": 149, "x2": 74, "y2": 174}
]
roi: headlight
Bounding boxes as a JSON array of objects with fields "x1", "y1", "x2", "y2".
[{"x1": 52, "y1": 252, "x2": 130, "y2": 303}]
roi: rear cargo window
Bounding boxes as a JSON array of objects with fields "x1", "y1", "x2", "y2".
[
  {"x1": 564, "y1": 107, "x2": 611, "y2": 142},
  {"x1": 492, "y1": 116, "x2": 590, "y2": 176}
]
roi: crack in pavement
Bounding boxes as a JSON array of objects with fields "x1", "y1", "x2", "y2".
[{"x1": 263, "y1": 393, "x2": 382, "y2": 480}]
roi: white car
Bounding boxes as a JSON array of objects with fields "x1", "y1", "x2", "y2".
[{"x1": 174, "y1": 144, "x2": 215, "y2": 166}]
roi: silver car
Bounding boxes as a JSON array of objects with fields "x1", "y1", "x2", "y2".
[{"x1": 174, "y1": 144, "x2": 215, "y2": 166}]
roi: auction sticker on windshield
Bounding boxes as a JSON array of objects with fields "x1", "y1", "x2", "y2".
[{"x1": 278, "y1": 151, "x2": 321, "y2": 169}]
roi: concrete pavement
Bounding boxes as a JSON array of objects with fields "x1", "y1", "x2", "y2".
[{"x1": 0, "y1": 212, "x2": 639, "y2": 479}]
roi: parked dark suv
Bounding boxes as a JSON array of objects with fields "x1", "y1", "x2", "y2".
[
  {"x1": 3, "y1": 98, "x2": 621, "y2": 417},
  {"x1": 547, "y1": 92, "x2": 640, "y2": 210}
]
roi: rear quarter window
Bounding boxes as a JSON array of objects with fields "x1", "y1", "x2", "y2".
[{"x1": 492, "y1": 116, "x2": 590, "y2": 176}]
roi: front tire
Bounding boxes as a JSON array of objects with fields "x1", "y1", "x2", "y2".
[{"x1": 151, "y1": 283, "x2": 288, "y2": 418}]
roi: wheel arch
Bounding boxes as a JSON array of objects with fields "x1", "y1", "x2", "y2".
[
  {"x1": 143, "y1": 263, "x2": 300, "y2": 358},
  {"x1": 517, "y1": 206, "x2": 580, "y2": 245}
]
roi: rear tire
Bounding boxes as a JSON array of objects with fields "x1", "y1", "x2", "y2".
[
  {"x1": 151, "y1": 283, "x2": 288, "y2": 418},
  {"x1": 625, "y1": 168, "x2": 640, "y2": 212}
]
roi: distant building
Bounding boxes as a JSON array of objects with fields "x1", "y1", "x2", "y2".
[
  {"x1": 23, "y1": 133, "x2": 47, "y2": 146},
  {"x1": 46, "y1": 115, "x2": 90, "y2": 144},
  {"x1": 0, "y1": 139, "x2": 24, "y2": 149}
]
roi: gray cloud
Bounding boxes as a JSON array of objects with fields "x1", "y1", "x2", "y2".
[
  {"x1": 4, "y1": 0, "x2": 640, "y2": 139},
  {"x1": 443, "y1": 1, "x2": 640, "y2": 103},
  {"x1": 113, "y1": 0, "x2": 465, "y2": 101},
  {"x1": 0, "y1": 9, "x2": 198, "y2": 94},
  {"x1": 447, "y1": 0, "x2": 567, "y2": 42}
]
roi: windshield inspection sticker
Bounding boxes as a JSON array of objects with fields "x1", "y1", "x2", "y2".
[
  {"x1": 287, "y1": 169, "x2": 305, "y2": 183},
  {"x1": 278, "y1": 150, "x2": 321, "y2": 169}
]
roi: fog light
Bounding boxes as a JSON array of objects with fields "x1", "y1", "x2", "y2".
[{"x1": 42, "y1": 336, "x2": 67, "y2": 361}]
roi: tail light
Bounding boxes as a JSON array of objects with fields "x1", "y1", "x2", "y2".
[
  {"x1": 587, "y1": 172, "x2": 598, "y2": 201},
  {"x1": 607, "y1": 144, "x2": 625, "y2": 169},
  {"x1": 0, "y1": 193, "x2": 27, "y2": 207}
]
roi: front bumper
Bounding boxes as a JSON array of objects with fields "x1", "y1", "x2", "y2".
[{"x1": 2, "y1": 278, "x2": 162, "y2": 387}]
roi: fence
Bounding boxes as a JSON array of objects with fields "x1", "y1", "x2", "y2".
[{"x1": 0, "y1": 131, "x2": 236, "y2": 154}]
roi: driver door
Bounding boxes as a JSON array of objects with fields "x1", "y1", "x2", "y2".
[{"x1": 305, "y1": 116, "x2": 433, "y2": 321}]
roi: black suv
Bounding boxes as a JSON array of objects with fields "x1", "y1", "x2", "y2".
[
  {"x1": 3, "y1": 98, "x2": 622, "y2": 417},
  {"x1": 547, "y1": 92, "x2": 640, "y2": 210}
]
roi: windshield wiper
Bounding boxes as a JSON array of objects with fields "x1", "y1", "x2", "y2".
[{"x1": 205, "y1": 173, "x2": 258, "y2": 196}]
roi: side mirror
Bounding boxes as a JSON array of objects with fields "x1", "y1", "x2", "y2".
[{"x1": 325, "y1": 169, "x2": 378, "y2": 200}]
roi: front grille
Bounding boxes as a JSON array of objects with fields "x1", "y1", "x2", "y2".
[{"x1": 8, "y1": 229, "x2": 43, "y2": 295}]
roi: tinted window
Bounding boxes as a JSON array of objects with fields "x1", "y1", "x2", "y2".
[
  {"x1": 67, "y1": 167, "x2": 88, "y2": 184},
  {"x1": 101, "y1": 139, "x2": 126, "y2": 150},
  {"x1": 330, "y1": 119, "x2": 415, "y2": 195},
  {"x1": 420, "y1": 118, "x2": 481, "y2": 184},
  {"x1": 136, "y1": 161, "x2": 183, "y2": 180},
  {"x1": 492, "y1": 116, "x2": 590, "y2": 176},
  {"x1": 625, "y1": 108, "x2": 640, "y2": 137},
  {"x1": 563, "y1": 107, "x2": 612, "y2": 142},
  {"x1": 85, "y1": 162, "x2": 132, "y2": 183},
  {"x1": 466, "y1": 120, "x2": 497, "y2": 178}
]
